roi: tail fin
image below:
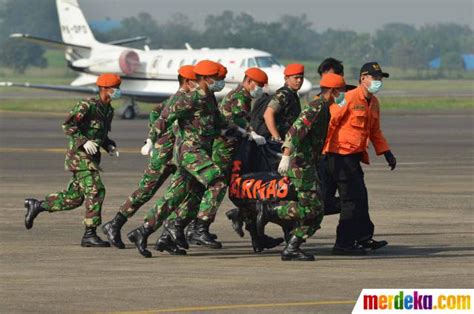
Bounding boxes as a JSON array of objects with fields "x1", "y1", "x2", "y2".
[{"x1": 56, "y1": 0, "x2": 97, "y2": 47}]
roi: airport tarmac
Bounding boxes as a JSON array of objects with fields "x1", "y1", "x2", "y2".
[{"x1": 0, "y1": 109, "x2": 473, "y2": 313}]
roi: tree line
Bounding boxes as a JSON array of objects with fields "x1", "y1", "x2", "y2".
[{"x1": 0, "y1": 0, "x2": 472, "y2": 75}]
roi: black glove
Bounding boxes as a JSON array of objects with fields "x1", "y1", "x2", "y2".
[{"x1": 384, "y1": 150, "x2": 396, "y2": 171}]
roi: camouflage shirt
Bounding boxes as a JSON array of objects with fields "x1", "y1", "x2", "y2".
[
  {"x1": 282, "y1": 97, "x2": 330, "y2": 167},
  {"x1": 62, "y1": 97, "x2": 115, "y2": 172},
  {"x1": 267, "y1": 86, "x2": 302, "y2": 138},
  {"x1": 167, "y1": 86, "x2": 226, "y2": 147},
  {"x1": 147, "y1": 102, "x2": 166, "y2": 143},
  {"x1": 218, "y1": 84, "x2": 253, "y2": 132}
]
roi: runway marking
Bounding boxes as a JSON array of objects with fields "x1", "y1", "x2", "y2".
[
  {"x1": 105, "y1": 300, "x2": 356, "y2": 314},
  {"x1": 0, "y1": 147, "x2": 139, "y2": 154}
]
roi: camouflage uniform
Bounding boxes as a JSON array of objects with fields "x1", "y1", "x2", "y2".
[
  {"x1": 42, "y1": 97, "x2": 115, "y2": 227},
  {"x1": 163, "y1": 85, "x2": 253, "y2": 225},
  {"x1": 147, "y1": 86, "x2": 227, "y2": 226},
  {"x1": 266, "y1": 86, "x2": 302, "y2": 138},
  {"x1": 117, "y1": 91, "x2": 185, "y2": 218},
  {"x1": 276, "y1": 97, "x2": 330, "y2": 238}
]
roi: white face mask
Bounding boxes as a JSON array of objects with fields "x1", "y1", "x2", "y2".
[
  {"x1": 250, "y1": 85, "x2": 264, "y2": 98},
  {"x1": 367, "y1": 80, "x2": 383, "y2": 94},
  {"x1": 213, "y1": 79, "x2": 226, "y2": 92},
  {"x1": 208, "y1": 78, "x2": 222, "y2": 92},
  {"x1": 109, "y1": 88, "x2": 121, "y2": 99}
]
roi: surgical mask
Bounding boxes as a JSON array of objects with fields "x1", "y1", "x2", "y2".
[
  {"x1": 367, "y1": 80, "x2": 383, "y2": 94},
  {"x1": 110, "y1": 88, "x2": 121, "y2": 99},
  {"x1": 208, "y1": 79, "x2": 221, "y2": 92},
  {"x1": 334, "y1": 91, "x2": 345, "y2": 105},
  {"x1": 214, "y1": 79, "x2": 226, "y2": 92},
  {"x1": 250, "y1": 86, "x2": 264, "y2": 99}
]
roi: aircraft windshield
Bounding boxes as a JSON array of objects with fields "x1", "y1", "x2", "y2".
[{"x1": 255, "y1": 56, "x2": 282, "y2": 68}]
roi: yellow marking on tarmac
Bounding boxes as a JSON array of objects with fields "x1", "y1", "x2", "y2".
[
  {"x1": 105, "y1": 300, "x2": 356, "y2": 314},
  {"x1": 0, "y1": 147, "x2": 139, "y2": 154}
]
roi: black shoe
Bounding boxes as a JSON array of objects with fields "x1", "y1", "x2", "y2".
[
  {"x1": 164, "y1": 218, "x2": 189, "y2": 249},
  {"x1": 155, "y1": 231, "x2": 187, "y2": 255},
  {"x1": 226, "y1": 208, "x2": 244, "y2": 237},
  {"x1": 127, "y1": 225, "x2": 154, "y2": 258},
  {"x1": 186, "y1": 219, "x2": 217, "y2": 245},
  {"x1": 101, "y1": 212, "x2": 127, "y2": 249},
  {"x1": 81, "y1": 226, "x2": 111, "y2": 247},
  {"x1": 281, "y1": 235, "x2": 315, "y2": 261},
  {"x1": 261, "y1": 234, "x2": 284, "y2": 249},
  {"x1": 358, "y1": 238, "x2": 388, "y2": 250},
  {"x1": 24, "y1": 198, "x2": 46, "y2": 229},
  {"x1": 256, "y1": 201, "x2": 277, "y2": 237},
  {"x1": 332, "y1": 243, "x2": 367, "y2": 255},
  {"x1": 189, "y1": 219, "x2": 222, "y2": 249}
]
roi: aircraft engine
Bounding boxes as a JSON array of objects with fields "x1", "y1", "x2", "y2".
[{"x1": 118, "y1": 50, "x2": 140, "y2": 75}]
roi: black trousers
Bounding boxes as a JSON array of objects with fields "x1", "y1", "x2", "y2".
[
  {"x1": 323, "y1": 153, "x2": 374, "y2": 247},
  {"x1": 317, "y1": 158, "x2": 341, "y2": 216}
]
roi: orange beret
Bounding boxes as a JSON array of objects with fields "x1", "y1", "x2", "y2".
[
  {"x1": 217, "y1": 64, "x2": 228, "y2": 79},
  {"x1": 284, "y1": 63, "x2": 305, "y2": 76},
  {"x1": 178, "y1": 65, "x2": 196, "y2": 80},
  {"x1": 245, "y1": 67, "x2": 268, "y2": 85},
  {"x1": 96, "y1": 73, "x2": 121, "y2": 87},
  {"x1": 193, "y1": 60, "x2": 220, "y2": 76},
  {"x1": 320, "y1": 73, "x2": 345, "y2": 88}
]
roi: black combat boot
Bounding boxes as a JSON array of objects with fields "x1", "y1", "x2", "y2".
[
  {"x1": 186, "y1": 219, "x2": 217, "y2": 245},
  {"x1": 24, "y1": 198, "x2": 47, "y2": 229},
  {"x1": 256, "y1": 201, "x2": 278, "y2": 237},
  {"x1": 225, "y1": 208, "x2": 244, "y2": 237},
  {"x1": 332, "y1": 243, "x2": 367, "y2": 255},
  {"x1": 81, "y1": 226, "x2": 111, "y2": 247},
  {"x1": 281, "y1": 235, "x2": 315, "y2": 261},
  {"x1": 261, "y1": 234, "x2": 284, "y2": 249},
  {"x1": 358, "y1": 238, "x2": 388, "y2": 251},
  {"x1": 155, "y1": 230, "x2": 187, "y2": 255},
  {"x1": 164, "y1": 218, "x2": 189, "y2": 249},
  {"x1": 101, "y1": 212, "x2": 127, "y2": 249},
  {"x1": 189, "y1": 219, "x2": 222, "y2": 249},
  {"x1": 127, "y1": 225, "x2": 154, "y2": 258}
]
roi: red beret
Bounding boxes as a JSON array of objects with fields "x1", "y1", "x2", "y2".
[
  {"x1": 284, "y1": 63, "x2": 305, "y2": 76},
  {"x1": 193, "y1": 60, "x2": 220, "y2": 76},
  {"x1": 178, "y1": 65, "x2": 196, "y2": 80},
  {"x1": 96, "y1": 73, "x2": 121, "y2": 87},
  {"x1": 217, "y1": 64, "x2": 228, "y2": 79},
  {"x1": 320, "y1": 73, "x2": 345, "y2": 88},
  {"x1": 245, "y1": 67, "x2": 268, "y2": 85}
]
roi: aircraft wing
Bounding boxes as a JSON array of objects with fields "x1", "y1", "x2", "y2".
[{"x1": 0, "y1": 82, "x2": 171, "y2": 102}]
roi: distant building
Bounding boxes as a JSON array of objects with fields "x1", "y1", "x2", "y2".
[
  {"x1": 89, "y1": 19, "x2": 121, "y2": 33},
  {"x1": 429, "y1": 54, "x2": 474, "y2": 70}
]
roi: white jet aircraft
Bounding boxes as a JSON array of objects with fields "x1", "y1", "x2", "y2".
[{"x1": 1, "y1": 0, "x2": 312, "y2": 119}]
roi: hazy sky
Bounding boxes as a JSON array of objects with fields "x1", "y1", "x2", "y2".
[{"x1": 80, "y1": 0, "x2": 474, "y2": 32}]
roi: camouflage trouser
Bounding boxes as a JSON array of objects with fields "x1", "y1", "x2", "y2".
[
  {"x1": 118, "y1": 149, "x2": 175, "y2": 218},
  {"x1": 178, "y1": 143, "x2": 227, "y2": 222},
  {"x1": 274, "y1": 165, "x2": 324, "y2": 239},
  {"x1": 42, "y1": 170, "x2": 105, "y2": 227},
  {"x1": 211, "y1": 136, "x2": 237, "y2": 179},
  {"x1": 144, "y1": 170, "x2": 204, "y2": 230}
]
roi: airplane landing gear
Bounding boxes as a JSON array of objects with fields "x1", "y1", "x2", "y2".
[{"x1": 120, "y1": 98, "x2": 138, "y2": 120}]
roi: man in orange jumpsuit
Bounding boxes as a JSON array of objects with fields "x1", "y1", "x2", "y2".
[{"x1": 323, "y1": 62, "x2": 397, "y2": 255}]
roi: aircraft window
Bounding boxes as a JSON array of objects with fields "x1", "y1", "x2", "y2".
[
  {"x1": 248, "y1": 58, "x2": 256, "y2": 67},
  {"x1": 167, "y1": 60, "x2": 173, "y2": 68},
  {"x1": 179, "y1": 59, "x2": 185, "y2": 66},
  {"x1": 255, "y1": 56, "x2": 282, "y2": 68},
  {"x1": 192, "y1": 59, "x2": 197, "y2": 65},
  {"x1": 217, "y1": 58, "x2": 222, "y2": 63},
  {"x1": 240, "y1": 59, "x2": 245, "y2": 68}
]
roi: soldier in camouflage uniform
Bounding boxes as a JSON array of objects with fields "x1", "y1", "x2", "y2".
[
  {"x1": 128, "y1": 60, "x2": 237, "y2": 257},
  {"x1": 257, "y1": 73, "x2": 346, "y2": 261},
  {"x1": 226, "y1": 64, "x2": 306, "y2": 245},
  {"x1": 24, "y1": 73, "x2": 121, "y2": 247},
  {"x1": 102, "y1": 66, "x2": 196, "y2": 251}
]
